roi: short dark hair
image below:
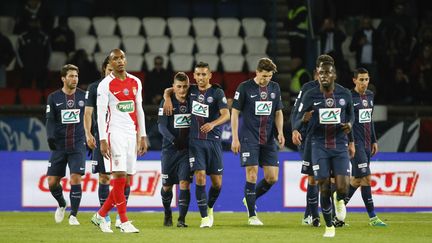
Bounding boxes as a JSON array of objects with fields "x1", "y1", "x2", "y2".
[
  {"x1": 257, "y1": 58, "x2": 277, "y2": 72},
  {"x1": 195, "y1": 61, "x2": 210, "y2": 71},
  {"x1": 174, "y1": 72, "x2": 189, "y2": 82},
  {"x1": 318, "y1": 61, "x2": 336, "y2": 70},
  {"x1": 353, "y1": 67, "x2": 369, "y2": 78},
  {"x1": 61, "y1": 64, "x2": 79, "y2": 77},
  {"x1": 101, "y1": 56, "x2": 110, "y2": 76},
  {"x1": 315, "y1": 54, "x2": 334, "y2": 67}
]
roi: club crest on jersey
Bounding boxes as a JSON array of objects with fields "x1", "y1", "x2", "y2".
[
  {"x1": 362, "y1": 99, "x2": 368, "y2": 107},
  {"x1": 198, "y1": 94, "x2": 205, "y2": 103},
  {"x1": 67, "y1": 99, "x2": 74, "y2": 108},
  {"x1": 260, "y1": 91, "x2": 267, "y2": 100},
  {"x1": 325, "y1": 98, "x2": 334, "y2": 107},
  {"x1": 123, "y1": 88, "x2": 129, "y2": 96},
  {"x1": 78, "y1": 100, "x2": 85, "y2": 107},
  {"x1": 180, "y1": 105, "x2": 187, "y2": 113},
  {"x1": 270, "y1": 92, "x2": 276, "y2": 99},
  {"x1": 207, "y1": 96, "x2": 214, "y2": 103},
  {"x1": 339, "y1": 98, "x2": 345, "y2": 106}
]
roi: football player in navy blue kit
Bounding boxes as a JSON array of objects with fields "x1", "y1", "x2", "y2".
[
  {"x1": 343, "y1": 68, "x2": 387, "y2": 227},
  {"x1": 293, "y1": 61, "x2": 354, "y2": 237},
  {"x1": 158, "y1": 72, "x2": 192, "y2": 227},
  {"x1": 45, "y1": 64, "x2": 86, "y2": 226},
  {"x1": 291, "y1": 54, "x2": 334, "y2": 227},
  {"x1": 231, "y1": 58, "x2": 284, "y2": 226}
]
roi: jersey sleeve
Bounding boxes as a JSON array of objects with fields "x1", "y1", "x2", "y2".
[
  {"x1": 96, "y1": 80, "x2": 109, "y2": 140},
  {"x1": 291, "y1": 83, "x2": 310, "y2": 128},
  {"x1": 370, "y1": 94, "x2": 377, "y2": 143},
  {"x1": 45, "y1": 94, "x2": 56, "y2": 139},
  {"x1": 216, "y1": 88, "x2": 228, "y2": 110},
  {"x1": 275, "y1": 82, "x2": 283, "y2": 111},
  {"x1": 157, "y1": 99, "x2": 175, "y2": 143},
  {"x1": 345, "y1": 90, "x2": 355, "y2": 126},
  {"x1": 232, "y1": 82, "x2": 245, "y2": 111},
  {"x1": 135, "y1": 77, "x2": 146, "y2": 137},
  {"x1": 85, "y1": 82, "x2": 97, "y2": 107},
  {"x1": 293, "y1": 89, "x2": 313, "y2": 131}
]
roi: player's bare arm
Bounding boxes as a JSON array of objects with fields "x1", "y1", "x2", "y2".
[
  {"x1": 200, "y1": 108, "x2": 230, "y2": 133},
  {"x1": 275, "y1": 110, "x2": 285, "y2": 149},
  {"x1": 292, "y1": 129, "x2": 302, "y2": 146},
  {"x1": 230, "y1": 108, "x2": 241, "y2": 154},
  {"x1": 84, "y1": 106, "x2": 96, "y2": 149}
]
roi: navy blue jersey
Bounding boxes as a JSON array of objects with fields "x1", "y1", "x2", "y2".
[
  {"x1": 290, "y1": 80, "x2": 319, "y2": 136},
  {"x1": 158, "y1": 94, "x2": 191, "y2": 148},
  {"x1": 351, "y1": 89, "x2": 376, "y2": 151},
  {"x1": 189, "y1": 85, "x2": 228, "y2": 141},
  {"x1": 84, "y1": 79, "x2": 102, "y2": 138},
  {"x1": 294, "y1": 84, "x2": 354, "y2": 150},
  {"x1": 46, "y1": 89, "x2": 86, "y2": 150},
  {"x1": 232, "y1": 79, "x2": 283, "y2": 145}
]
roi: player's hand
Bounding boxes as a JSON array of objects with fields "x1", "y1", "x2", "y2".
[
  {"x1": 47, "y1": 138, "x2": 56, "y2": 150},
  {"x1": 277, "y1": 133, "x2": 285, "y2": 149},
  {"x1": 348, "y1": 142, "x2": 355, "y2": 159},
  {"x1": 138, "y1": 136, "x2": 148, "y2": 156},
  {"x1": 86, "y1": 133, "x2": 96, "y2": 150},
  {"x1": 292, "y1": 130, "x2": 302, "y2": 146},
  {"x1": 100, "y1": 140, "x2": 111, "y2": 159},
  {"x1": 302, "y1": 110, "x2": 314, "y2": 123},
  {"x1": 231, "y1": 138, "x2": 240, "y2": 154},
  {"x1": 341, "y1": 122, "x2": 352, "y2": 134},
  {"x1": 371, "y1": 143, "x2": 378, "y2": 157},
  {"x1": 163, "y1": 98, "x2": 173, "y2": 116},
  {"x1": 200, "y1": 122, "x2": 215, "y2": 133}
]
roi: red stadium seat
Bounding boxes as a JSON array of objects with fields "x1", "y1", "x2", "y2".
[
  {"x1": 18, "y1": 88, "x2": 43, "y2": 105},
  {"x1": 223, "y1": 72, "x2": 248, "y2": 99},
  {"x1": 211, "y1": 72, "x2": 223, "y2": 86},
  {"x1": 0, "y1": 88, "x2": 17, "y2": 105}
]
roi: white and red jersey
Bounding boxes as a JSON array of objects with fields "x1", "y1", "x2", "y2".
[{"x1": 97, "y1": 72, "x2": 147, "y2": 140}]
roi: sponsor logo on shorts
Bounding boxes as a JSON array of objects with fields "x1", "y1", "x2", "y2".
[
  {"x1": 234, "y1": 91, "x2": 240, "y2": 100},
  {"x1": 312, "y1": 165, "x2": 320, "y2": 171},
  {"x1": 358, "y1": 163, "x2": 368, "y2": 168},
  {"x1": 302, "y1": 161, "x2": 310, "y2": 166},
  {"x1": 242, "y1": 152, "x2": 250, "y2": 157},
  {"x1": 161, "y1": 174, "x2": 168, "y2": 179}
]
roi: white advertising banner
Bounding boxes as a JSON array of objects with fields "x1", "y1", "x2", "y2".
[
  {"x1": 283, "y1": 161, "x2": 432, "y2": 208},
  {"x1": 22, "y1": 160, "x2": 175, "y2": 208}
]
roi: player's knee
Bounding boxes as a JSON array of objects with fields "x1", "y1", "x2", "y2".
[
  {"x1": 195, "y1": 173, "x2": 206, "y2": 185},
  {"x1": 70, "y1": 174, "x2": 82, "y2": 185},
  {"x1": 162, "y1": 185, "x2": 173, "y2": 192},
  {"x1": 265, "y1": 175, "x2": 278, "y2": 185},
  {"x1": 246, "y1": 173, "x2": 258, "y2": 183},
  {"x1": 308, "y1": 175, "x2": 317, "y2": 185},
  {"x1": 179, "y1": 181, "x2": 190, "y2": 190},
  {"x1": 361, "y1": 176, "x2": 371, "y2": 186},
  {"x1": 99, "y1": 174, "x2": 110, "y2": 184}
]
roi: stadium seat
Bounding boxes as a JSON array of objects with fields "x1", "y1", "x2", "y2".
[
  {"x1": 245, "y1": 53, "x2": 268, "y2": 72},
  {"x1": 192, "y1": 18, "x2": 216, "y2": 37},
  {"x1": 48, "y1": 52, "x2": 68, "y2": 71},
  {"x1": 342, "y1": 36, "x2": 355, "y2": 71},
  {"x1": 144, "y1": 53, "x2": 169, "y2": 70},
  {"x1": 0, "y1": 88, "x2": 16, "y2": 105},
  {"x1": 7, "y1": 34, "x2": 18, "y2": 51},
  {"x1": 220, "y1": 37, "x2": 244, "y2": 54},
  {"x1": 6, "y1": 58, "x2": 15, "y2": 71},
  {"x1": 147, "y1": 36, "x2": 170, "y2": 54},
  {"x1": 210, "y1": 71, "x2": 223, "y2": 85},
  {"x1": 122, "y1": 36, "x2": 146, "y2": 54},
  {"x1": 93, "y1": 52, "x2": 108, "y2": 71},
  {"x1": 142, "y1": 17, "x2": 166, "y2": 36},
  {"x1": 125, "y1": 54, "x2": 144, "y2": 72},
  {"x1": 93, "y1": 16, "x2": 117, "y2": 36},
  {"x1": 97, "y1": 36, "x2": 121, "y2": 53},
  {"x1": 68, "y1": 17, "x2": 92, "y2": 38},
  {"x1": 195, "y1": 37, "x2": 219, "y2": 54},
  {"x1": 167, "y1": 17, "x2": 191, "y2": 37},
  {"x1": 217, "y1": 18, "x2": 241, "y2": 37},
  {"x1": 170, "y1": 53, "x2": 194, "y2": 72},
  {"x1": 117, "y1": 17, "x2": 142, "y2": 36},
  {"x1": 244, "y1": 36, "x2": 268, "y2": 54},
  {"x1": 76, "y1": 35, "x2": 97, "y2": 54},
  {"x1": 221, "y1": 54, "x2": 245, "y2": 72},
  {"x1": 195, "y1": 53, "x2": 219, "y2": 71},
  {"x1": 223, "y1": 72, "x2": 248, "y2": 99},
  {"x1": 0, "y1": 16, "x2": 15, "y2": 35},
  {"x1": 18, "y1": 88, "x2": 42, "y2": 105},
  {"x1": 171, "y1": 36, "x2": 194, "y2": 54},
  {"x1": 242, "y1": 18, "x2": 266, "y2": 37}
]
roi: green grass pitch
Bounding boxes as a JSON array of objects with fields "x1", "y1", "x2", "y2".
[{"x1": 0, "y1": 212, "x2": 431, "y2": 242}]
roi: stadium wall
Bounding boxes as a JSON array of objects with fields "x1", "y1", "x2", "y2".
[{"x1": 1, "y1": 151, "x2": 431, "y2": 212}]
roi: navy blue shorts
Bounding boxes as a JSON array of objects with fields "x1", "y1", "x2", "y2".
[
  {"x1": 91, "y1": 143, "x2": 108, "y2": 174},
  {"x1": 300, "y1": 136, "x2": 313, "y2": 175},
  {"x1": 189, "y1": 139, "x2": 223, "y2": 175},
  {"x1": 311, "y1": 142, "x2": 350, "y2": 180},
  {"x1": 350, "y1": 146, "x2": 371, "y2": 178},
  {"x1": 161, "y1": 147, "x2": 192, "y2": 186},
  {"x1": 240, "y1": 142, "x2": 279, "y2": 167},
  {"x1": 47, "y1": 148, "x2": 86, "y2": 177}
]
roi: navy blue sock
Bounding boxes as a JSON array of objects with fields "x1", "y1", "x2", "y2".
[
  {"x1": 256, "y1": 179, "x2": 273, "y2": 199},
  {"x1": 330, "y1": 183, "x2": 336, "y2": 218},
  {"x1": 361, "y1": 186, "x2": 376, "y2": 218},
  {"x1": 124, "y1": 185, "x2": 131, "y2": 204},
  {"x1": 207, "y1": 186, "x2": 221, "y2": 209},
  {"x1": 320, "y1": 192, "x2": 333, "y2": 227},
  {"x1": 196, "y1": 185, "x2": 208, "y2": 217},
  {"x1": 245, "y1": 182, "x2": 256, "y2": 217},
  {"x1": 160, "y1": 188, "x2": 173, "y2": 215},
  {"x1": 69, "y1": 184, "x2": 82, "y2": 217},
  {"x1": 98, "y1": 183, "x2": 110, "y2": 207},
  {"x1": 50, "y1": 184, "x2": 66, "y2": 208},
  {"x1": 307, "y1": 184, "x2": 319, "y2": 219},
  {"x1": 344, "y1": 185, "x2": 358, "y2": 205},
  {"x1": 178, "y1": 189, "x2": 190, "y2": 221}
]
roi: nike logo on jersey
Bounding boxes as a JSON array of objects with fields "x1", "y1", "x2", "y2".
[
  {"x1": 113, "y1": 91, "x2": 121, "y2": 95},
  {"x1": 313, "y1": 102, "x2": 322, "y2": 105},
  {"x1": 217, "y1": 168, "x2": 223, "y2": 172},
  {"x1": 354, "y1": 103, "x2": 360, "y2": 106},
  {"x1": 250, "y1": 94, "x2": 257, "y2": 98},
  {"x1": 56, "y1": 103, "x2": 63, "y2": 106}
]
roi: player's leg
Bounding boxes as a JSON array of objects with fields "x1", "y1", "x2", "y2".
[
  {"x1": 67, "y1": 149, "x2": 86, "y2": 225},
  {"x1": 161, "y1": 184, "x2": 174, "y2": 227},
  {"x1": 47, "y1": 151, "x2": 67, "y2": 223},
  {"x1": 302, "y1": 139, "x2": 319, "y2": 226},
  {"x1": 177, "y1": 151, "x2": 192, "y2": 227},
  {"x1": 344, "y1": 146, "x2": 366, "y2": 205},
  {"x1": 360, "y1": 175, "x2": 387, "y2": 226},
  {"x1": 256, "y1": 143, "x2": 279, "y2": 200},
  {"x1": 207, "y1": 174, "x2": 222, "y2": 226},
  {"x1": 332, "y1": 151, "x2": 351, "y2": 222},
  {"x1": 240, "y1": 142, "x2": 259, "y2": 221},
  {"x1": 298, "y1": 140, "x2": 311, "y2": 223},
  {"x1": 160, "y1": 149, "x2": 176, "y2": 227}
]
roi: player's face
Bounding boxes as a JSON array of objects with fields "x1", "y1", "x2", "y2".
[
  {"x1": 194, "y1": 67, "x2": 212, "y2": 88},
  {"x1": 104, "y1": 63, "x2": 113, "y2": 77},
  {"x1": 62, "y1": 70, "x2": 78, "y2": 89},
  {"x1": 353, "y1": 73, "x2": 369, "y2": 94},
  {"x1": 317, "y1": 64, "x2": 336, "y2": 89},
  {"x1": 109, "y1": 50, "x2": 127, "y2": 72},
  {"x1": 173, "y1": 80, "x2": 189, "y2": 99},
  {"x1": 255, "y1": 70, "x2": 273, "y2": 86}
]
